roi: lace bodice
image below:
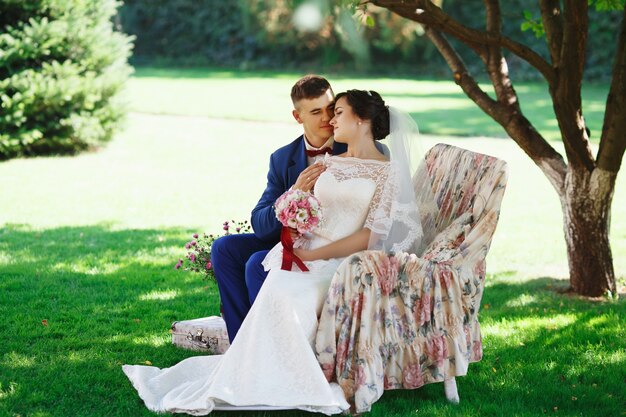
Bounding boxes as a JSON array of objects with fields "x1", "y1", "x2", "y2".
[
  {"x1": 263, "y1": 155, "x2": 392, "y2": 271},
  {"x1": 314, "y1": 155, "x2": 391, "y2": 243}
]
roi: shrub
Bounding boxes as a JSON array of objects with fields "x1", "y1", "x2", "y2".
[{"x1": 0, "y1": 0, "x2": 134, "y2": 160}]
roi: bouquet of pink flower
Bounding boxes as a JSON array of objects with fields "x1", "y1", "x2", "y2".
[
  {"x1": 274, "y1": 189, "x2": 323, "y2": 271},
  {"x1": 275, "y1": 189, "x2": 323, "y2": 234}
]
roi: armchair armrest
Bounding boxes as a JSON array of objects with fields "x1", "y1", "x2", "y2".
[{"x1": 421, "y1": 212, "x2": 472, "y2": 263}]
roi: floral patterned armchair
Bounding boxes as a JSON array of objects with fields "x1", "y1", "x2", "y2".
[{"x1": 315, "y1": 143, "x2": 509, "y2": 413}]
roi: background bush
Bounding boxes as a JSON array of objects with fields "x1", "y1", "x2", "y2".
[
  {"x1": 441, "y1": 0, "x2": 623, "y2": 80},
  {"x1": 0, "y1": 0, "x2": 133, "y2": 160},
  {"x1": 119, "y1": 0, "x2": 440, "y2": 72},
  {"x1": 118, "y1": 0, "x2": 621, "y2": 80}
]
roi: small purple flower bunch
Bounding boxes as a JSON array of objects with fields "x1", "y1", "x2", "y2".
[{"x1": 175, "y1": 220, "x2": 252, "y2": 280}]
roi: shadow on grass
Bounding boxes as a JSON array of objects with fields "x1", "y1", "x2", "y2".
[
  {"x1": 0, "y1": 225, "x2": 624, "y2": 416},
  {"x1": 367, "y1": 276, "x2": 625, "y2": 417},
  {"x1": 1, "y1": 224, "x2": 223, "y2": 416}
]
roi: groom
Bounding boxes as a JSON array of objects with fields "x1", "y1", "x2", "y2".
[{"x1": 212, "y1": 75, "x2": 347, "y2": 342}]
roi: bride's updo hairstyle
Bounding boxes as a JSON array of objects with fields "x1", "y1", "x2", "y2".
[{"x1": 334, "y1": 89, "x2": 390, "y2": 140}]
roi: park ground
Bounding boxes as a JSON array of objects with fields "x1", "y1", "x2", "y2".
[{"x1": 0, "y1": 69, "x2": 624, "y2": 417}]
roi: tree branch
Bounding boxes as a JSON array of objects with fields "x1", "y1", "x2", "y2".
[
  {"x1": 598, "y1": 7, "x2": 626, "y2": 173},
  {"x1": 422, "y1": 27, "x2": 498, "y2": 117},
  {"x1": 539, "y1": 0, "x2": 564, "y2": 67},
  {"x1": 560, "y1": 0, "x2": 587, "y2": 90},
  {"x1": 483, "y1": 0, "x2": 519, "y2": 109},
  {"x1": 484, "y1": 0, "x2": 500, "y2": 33},
  {"x1": 424, "y1": 26, "x2": 567, "y2": 191},
  {"x1": 550, "y1": 1, "x2": 595, "y2": 171},
  {"x1": 371, "y1": 0, "x2": 556, "y2": 84}
]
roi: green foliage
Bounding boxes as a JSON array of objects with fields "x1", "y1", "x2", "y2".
[
  {"x1": 590, "y1": 0, "x2": 626, "y2": 11},
  {"x1": 440, "y1": 0, "x2": 623, "y2": 81},
  {"x1": 118, "y1": 0, "x2": 440, "y2": 73},
  {"x1": 119, "y1": 0, "x2": 346, "y2": 69},
  {"x1": 521, "y1": 10, "x2": 545, "y2": 38},
  {"x1": 117, "y1": 1, "x2": 622, "y2": 80},
  {"x1": 0, "y1": 0, "x2": 133, "y2": 160}
]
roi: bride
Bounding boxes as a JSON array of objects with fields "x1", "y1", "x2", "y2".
[{"x1": 122, "y1": 89, "x2": 422, "y2": 415}]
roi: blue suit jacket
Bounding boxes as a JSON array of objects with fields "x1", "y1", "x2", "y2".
[{"x1": 251, "y1": 136, "x2": 347, "y2": 242}]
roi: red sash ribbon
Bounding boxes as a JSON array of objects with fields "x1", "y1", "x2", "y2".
[{"x1": 280, "y1": 226, "x2": 309, "y2": 272}]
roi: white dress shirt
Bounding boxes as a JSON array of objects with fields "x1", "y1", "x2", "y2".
[{"x1": 304, "y1": 136, "x2": 334, "y2": 166}]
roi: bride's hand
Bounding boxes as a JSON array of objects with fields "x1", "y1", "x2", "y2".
[
  {"x1": 293, "y1": 162, "x2": 326, "y2": 192},
  {"x1": 293, "y1": 248, "x2": 314, "y2": 262}
]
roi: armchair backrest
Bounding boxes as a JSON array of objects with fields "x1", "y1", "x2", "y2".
[{"x1": 413, "y1": 143, "x2": 509, "y2": 260}]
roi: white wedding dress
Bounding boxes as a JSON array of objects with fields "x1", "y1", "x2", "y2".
[{"x1": 123, "y1": 155, "x2": 393, "y2": 415}]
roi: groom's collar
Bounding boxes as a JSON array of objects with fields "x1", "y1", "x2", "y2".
[{"x1": 303, "y1": 135, "x2": 334, "y2": 151}]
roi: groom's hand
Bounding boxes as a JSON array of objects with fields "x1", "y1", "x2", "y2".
[{"x1": 293, "y1": 162, "x2": 326, "y2": 192}]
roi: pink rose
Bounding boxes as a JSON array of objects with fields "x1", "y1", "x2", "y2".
[
  {"x1": 375, "y1": 255, "x2": 399, "y2": 296},
  {"x1": 321, "y1": 362, "x2": 335, "y2": 381},
  {"x1": 440, "y1": 189, "x2": 454, "y2": 219},
  {"x1": 384, "y1": 375, "x2": 394, "y2": 389},
  {"x1": 355, "y1": 365, "x2": 367, "y2": 386},
  {"x1": 336, "y1": 339, "x2": 349, "y2": 374},
  {"x1": 275, "y1": 190, "x2": 323, "y2": 233},
  {"x1": 440, "y1": 268, "x2": 453, "y2": 290},
  {"x1": 473, "y1": 260, "x2": 486, "y2": 277},
  {"x1": 472, "y1": 340, "x2": 483, "y2": 360},
  {"x1": 458, "y1": 184, "x2": 475, "y2": 214},
  {"x1": 414, "y1": 294, "x2": 431, "y2": 327},
  {"x1": 427, "y1": 334, "x2": 449, "y2": 366},
  {"x1": 402, "y1": 363, "x2": 424, "y2": 388}
]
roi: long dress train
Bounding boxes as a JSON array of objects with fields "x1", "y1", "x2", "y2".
[{"x1": 123, "y1": 155, "x2": 393, "y2": 415}]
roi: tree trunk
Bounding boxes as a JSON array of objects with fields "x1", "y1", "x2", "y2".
[
  {"x1": 562, "y1": 166, "x2": 617, "y2": 296},
  {"x1": 370, "y1": 0, "x2": 623, "y2": 297}
]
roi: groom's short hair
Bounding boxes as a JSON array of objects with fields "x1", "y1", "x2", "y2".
[{"x1": 291, "y1": 75, "x2": 331, "y2": 107}]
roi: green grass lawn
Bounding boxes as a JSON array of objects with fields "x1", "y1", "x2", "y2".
[
  {"x1": 0, "y1": 70, "x2": 624, "y2": 416},
  {"x1": 127, "y1": 67, "x2": 611, "y2": 141}
]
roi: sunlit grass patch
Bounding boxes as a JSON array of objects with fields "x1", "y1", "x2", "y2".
[
  {"x1": 0, "y1": 71, "x2": 624, "y2": 416},
  {"x1": 139, "y1": 289, "x2": 179, "y2": 301},
  {"x1": 1, "y1": 353, "x2": 37, "y2": 369},
  {"x1": 127, "y1": 67, "x2": 611, "y2": 141}
]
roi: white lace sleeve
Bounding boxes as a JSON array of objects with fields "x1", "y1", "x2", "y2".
[
  {"x1": 365, "y1": 162, "x2": 396, "y2": 237},
  {"x1": 366, "y1": 161, "x2": 423, "y2": 253}
]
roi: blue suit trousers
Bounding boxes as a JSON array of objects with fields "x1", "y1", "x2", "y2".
[{"x1": 211, "y1": 234, "x2": 275, "y2": 342}]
